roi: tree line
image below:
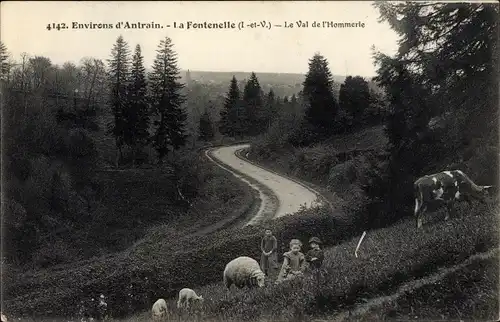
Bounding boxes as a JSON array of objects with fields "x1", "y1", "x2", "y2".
[
  {"x1": 107, "y1": 35, "x2": 186, "y2": 165},
  {"x1": 218, "y1": 53, "x2": 386, "y2": 145}
]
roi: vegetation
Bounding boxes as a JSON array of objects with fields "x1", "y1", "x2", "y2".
[
  {"x1": 107, "y1": 35, "x2": 131, "y2": 164},
  {"x1": 149, "y1": 36, "x2": 187, "y2": 163},
  {"x1": 3, "y1": 1, "x2": 498, "y2": 320},
  {"x1": 302, "y1": 53, "x2": 339, "y2": 142}
]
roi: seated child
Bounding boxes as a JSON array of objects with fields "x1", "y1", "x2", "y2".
[
  {"x1": 276, "y1": 239, "x2": 306, "y2": 283},
  {"x1": 305, "y1": 237, "x2": 324, "y2": 271}
]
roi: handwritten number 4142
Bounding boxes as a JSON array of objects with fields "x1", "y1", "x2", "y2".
[{"x1": 47, "y1": 23, "x2": 67, "y2": 31}]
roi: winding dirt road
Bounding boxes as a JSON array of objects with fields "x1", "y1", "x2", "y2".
[{"x1": 207, "y1": 143, "x2": 323, "y2": 226}]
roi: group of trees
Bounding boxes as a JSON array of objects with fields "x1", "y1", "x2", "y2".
[
  {"x1": 2, "y1": 40, "x2": 107, "y2": 265},
  {"x1": 219, "y1": 73, "x2": 279, "y2": 138},
  {"x1": 107, "y1": 35, "x2": 186, "y2": 165},
  {"x1": 1, "y1": 34, "x2": 189, "y2": 265},
  {"x1": 363, "y1": 2, "x2": 498, "y2": 227}
]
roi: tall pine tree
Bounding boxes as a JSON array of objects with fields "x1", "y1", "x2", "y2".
[
  {"x1": 0, "y1": 41, "x2": 10, "y2": 83},
  {"x1": 199, "y1": 107, "x2": 214, "y2": 141},
  {"x1": 264, "y1": 88, "x2": 277, "y2": 130},
  {"x1": 302, "y1": 53, "x2": 338, "y2": 140},
  {"x1": 125, "y1": 44, "x2": 150, "y2": 164},
  {"x1": 338, "y1": 76, "x2": 371, "y2": 131},
  {"x1": 149, "y1": 36, "x2": 187, "y2": 163},
  {"x1": 242, "y1": 72, "x2": 264, "y2": 136},
  {"x1": 107, "y1": 35, "x2": 130, "y2": 165},
  {"x1": 219, "y1": 76, "x2": 243, "y2": 138}
]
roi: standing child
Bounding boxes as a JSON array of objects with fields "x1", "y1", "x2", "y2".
[
  {"x1": 276, "y1": 239, "x2": 306, "y2": 283},
  {"x1": 260, "y1": 228, "x2": 278, "y2": 279}
]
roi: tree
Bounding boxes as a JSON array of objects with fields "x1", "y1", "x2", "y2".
[
  {"x1": 107, "y1": 35, "x2": 131, "y2": 165},
  {"x1": 125, "y1": 45, "x2": 150, "y2": 164},
  {"x1": 149, "y1": 36, "x2": 187, "y2": 163},
  {"x1": 219, "y1": 76, "x2": 243, "y2": 137},
  {"x1": 242, "y1": 72, "x2": 264, "y2": 136},
  {"x1": 365, "y1": 2, "x2": 499, "y2": 227},
  {"x1": 338, "y1": 76, "x2": 370, "y2": 130},
  {"x1": 0, "y1": 41, "x2": 11, "y2": 82},
  {"x1": 264, "y1": 88, "x2": 277, "y2": 130},
  {"x1": 198, "y1": 107, "x2": 214, "y2": 141},
  {"x1": 302, "y1": 53, "x2": 338, "y2": 139},
  {"x1": 80, "y1": 58, "x2": 107, "y2": 111}
]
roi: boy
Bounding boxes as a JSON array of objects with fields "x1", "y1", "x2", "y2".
[
  {"x1": 260, "y1": 228, "x2": 278, "y2": 279},
  {"x1": 305, "y1": 237, "x2": 324, "y2": 271},
  {"x1": 276, "y1": 239, "x2": 306, "y2": 283}
]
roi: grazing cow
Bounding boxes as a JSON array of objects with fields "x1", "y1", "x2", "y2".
[
  {"x1": 414, "y1": 170, "x2": 493, "y2": 229},
  {"x1": 151, "y1": 298, "x2": 168, "y2": 321}
]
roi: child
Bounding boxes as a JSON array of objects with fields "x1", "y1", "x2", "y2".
[
  {"x1": 276, "y1": 239, "x2": 306, "y2": 283},
  {"x1": 305, "y1": 237, "x2": 324, "y2": 271},
  {"x1": 260, "y1": 228, "x2": 278, "y2": 279}
]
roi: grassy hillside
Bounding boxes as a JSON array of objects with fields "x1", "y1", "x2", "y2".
[
  {"x1": 2, "y1": 147, "x2": 259, "y2": 318},
  {"x1": 116, "y1": 201, "x2": 498, "y2": 322}
]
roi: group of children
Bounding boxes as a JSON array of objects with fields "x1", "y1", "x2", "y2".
[{"x1": 259, "y1": 228, "x2": 325, "y2": 284}]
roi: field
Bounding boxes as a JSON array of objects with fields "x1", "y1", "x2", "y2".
[
  {"x1": 5, "y1": 120, "x2": 498, "y2": 322},
  {"x1": 114, "y1": 200, "x2": 498, "y2": 322}
]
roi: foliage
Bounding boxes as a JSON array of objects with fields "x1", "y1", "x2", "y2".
[
  {"x1": 124, "y1": 44, "x2": 150, "y2": 164},
  {"x1": 242, "y1": 72, "x2": 265, "y2": 136},
  {"x1": 302, "y1": 53, "x2": 339, "y2": 141},
  {"x1": 107, "y1": 35, "x2": 131, "y2": 163},
  {"x1": 1, "y1": 44, "x2": 105, "y2": 266},
  {"x1": 198, "y1": 107, "x2": 215, "y2": 142},
  {"x1": 0, "y1": 40, "x2": 10, "y2": 81},
  {"x1": 366, "y1": 2, "x2": 499, "y2": 223},
  {"x1": 149, "y1": 36, "x2": 187, "y2": 162},
  {"x1": 219, "y1": 76, "x2": 243, "y2": 137},
  {"x1": 337, "y1": 76, "x2": 371, "y2": 132}
]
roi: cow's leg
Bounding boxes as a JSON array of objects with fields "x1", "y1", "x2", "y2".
[
  {"x1": 415, "y1": 197, "x2": 425, "y2": 229},
  {"x1": 416, "y1": 204, "x2": 427, "y2": 229},
  {"x1": 444, "y1": 201, "x2": 456, "y2": 221}
]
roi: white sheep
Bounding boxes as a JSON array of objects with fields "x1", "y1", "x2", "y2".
[
  {"x1": 177, "y1": 288, "x2": 204, "y2": 309},
  {"x1": 151, "y1": 298, "x2": 168, "y2": 320},
  {"x1": 1, "y1": 312, "x2": 8, "y2": 322},
  {"x1": 223, "y1": 256, "x2": 266, "y2": 289}
]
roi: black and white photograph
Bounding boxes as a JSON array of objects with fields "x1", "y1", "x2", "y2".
[{"x1": 1, "y1": 1, "x2": 499, "y2": 321}]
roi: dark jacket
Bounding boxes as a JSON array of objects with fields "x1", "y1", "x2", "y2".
[{"x1": 305, "y1": 248, "x2": 324, "y2": 269}]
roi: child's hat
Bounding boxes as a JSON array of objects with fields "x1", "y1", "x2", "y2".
[{"x1": 309, "y1": 237, "x2": 322, "y2": 244}]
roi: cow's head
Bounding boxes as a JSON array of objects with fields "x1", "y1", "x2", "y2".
[
  {"x1": 475, "y1": 185, "x2": 495, "y2": 203},
  {"x1": 483, "y1": 185, "x2": 495, "y2": 195}
]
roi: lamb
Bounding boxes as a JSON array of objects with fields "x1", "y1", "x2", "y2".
[
  {"x1": 223, "y1": 256, "x2": 266, "y2": 289},
  {"x1": 151, "y1": 298, "x2": 168, "y2": 320},
  {"x1": 177, "y1": 288, "x2": 204, "y2": 309}
]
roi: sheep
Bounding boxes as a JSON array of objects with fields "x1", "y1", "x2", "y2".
[
  {"x1": 177, "y1": 288, "x2": 204, "y2": 309},
  {"x1": 223, "y1": 256, "x2": 266, "y2": 289},
  {"x1": 151, "y1": 298, "x2": 168, "y2": 320},
  {"x1": 1, "y1": 312, "x2": 8, "y2": 322}
]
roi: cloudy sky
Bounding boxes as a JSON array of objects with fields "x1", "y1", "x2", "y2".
[{"x1": 2, "y1": 1, "x2": 400, "y2": 77}]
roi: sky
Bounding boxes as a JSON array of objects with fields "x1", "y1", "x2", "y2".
[{"x1": 1, "y1": 1, "x2": 400, "y2": 77}]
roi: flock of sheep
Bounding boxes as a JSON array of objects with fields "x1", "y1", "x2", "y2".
[{"x1": 151, "y1": 256, "x2": 267, "y2": 320}]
